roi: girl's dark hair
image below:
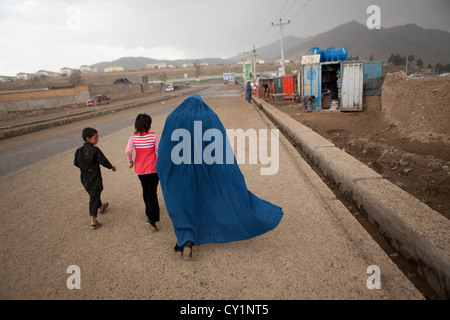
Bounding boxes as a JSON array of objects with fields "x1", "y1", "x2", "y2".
[
  {"x1": 82, "y1": 127, "x2": 98, "y2": 141},
  {"x1": 134, "y1": 113, "x2": 152, "y2": 135}
]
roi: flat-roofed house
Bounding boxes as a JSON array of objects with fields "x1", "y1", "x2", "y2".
[
  {"x1": 37, "y1": 70, "x2": 60, "y2": 78},
  {"x1": 80, "y1": 65, "x2": 98, "y2": 73},
  {"x1": 144, "y1": 63, "x2": 167, "y2": 69},
  {"x1": 60, "y1": 67, "x2": 77, "y2": 76},
  {"x1": 104, "y1": 64, "x2": 124, "y2": 72}
]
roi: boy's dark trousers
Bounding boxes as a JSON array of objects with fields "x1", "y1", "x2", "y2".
[
  {"x1": 89, "y1": 193, "x2": 102, "y2": 217},
  {"x1": 138, "y1": 173, "x2": 160, "y2": 222}
]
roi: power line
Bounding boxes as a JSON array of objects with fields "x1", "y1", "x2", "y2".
[
  {"x1": 280, "y1": 0, "x2": 297, "y2": 19},
  {"x1": 273, "y1": 0, "x2": 289, "y2": 21},
  {"x1": 289, "y1": 0, "x2": 313, "y2": 21}
]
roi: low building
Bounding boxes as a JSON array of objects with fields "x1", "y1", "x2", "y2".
[
  {"x1": 274, "y1": 59, "x2": 291, "y2": 65},
  {"x1": 16, "y1": 72, "x2": 38, "y2": 80},
  {"x1": 144, "y1": 63, "x2": 167, "y2": 69},
  {"x1": 0, "y1": 75, "x2": 16, "y2": 82},
  {"x1": 60, "y1": 67, "x2": 77, "y2": 76},
  {"x1": 37, "y1": 70, "x2": 60, "y2": 78},
  {"x1": 238, "y1": 58, "x2": 265, "y2": 65},
  {"x1": 80, "y1": 65, "x2": 98, "y2": 73},
  {"x1": 104, "y1": 64, "x2": 124, "y2": 72}
]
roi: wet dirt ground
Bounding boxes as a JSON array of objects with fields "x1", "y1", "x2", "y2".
[{"x1": 269, "y1": 100, "x2": 450, "y2": 220}]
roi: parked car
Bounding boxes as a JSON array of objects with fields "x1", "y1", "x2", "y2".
[
  {"x1": 165, "y1": 84, "x2": 174, "y2": 91},
  {"x1": 87, "y1": 95, "x2": 110, "y2": 106},
  {"x1": 113, "y1": 78, "x2": 132, "y2": 84}
]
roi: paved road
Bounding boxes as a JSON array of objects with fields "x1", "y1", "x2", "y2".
[
  {"x1": 0, "y1": 84, "x2": 423, "y2": 301},
  {"x1": 0, "y1": 89, "x2": 217, "y2": 177}
]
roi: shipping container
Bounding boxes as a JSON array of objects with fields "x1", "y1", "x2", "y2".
[
  {"x1": 302, "y1": 61, "x2": 364, "y2": 111},
  {"x1": 282, "y1": 76, "x2": 295, "y2": 98},
  {"x1": 273, "y1": 77, "x2": 283, "y2": 93},
  {"x1": 302, "y1": 63, "x2": 322, "y2": 108}
]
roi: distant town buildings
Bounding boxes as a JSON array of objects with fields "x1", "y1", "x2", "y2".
[
  {"x1": 80, "y1": 65, "x2": 98, "y2": 73},
  {"x1": 60, "y1": 67, "x2": 77, "y2": 76},
  {"x1": 37, "y1": 70, "x2": 60, "y2": 78},
  {"x1": 0, "y1": 75, "x2": 16, "y2": 82},
  {"x1": 145, "y1": 63, "x2": 168, "y2": 69},
  {"x1": 274, "y1": 58, "x2": 291, "y2": 65},
  {"x1": 238, "y1": 58, "x2": 265, "y2": 65},
  {"x1": 104, "y1": 64, "x2": 124, "y2": 72},
  {"x1": 16, "y1": 72, "x2": 37, "y2": 80}
]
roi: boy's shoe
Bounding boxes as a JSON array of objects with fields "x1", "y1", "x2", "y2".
[
  {"x1": 98, "y1": 203, "x2": 109, "y2": 214},
  {"x1": 90, "y1": 222, "x2": 102, "y2": 229}
]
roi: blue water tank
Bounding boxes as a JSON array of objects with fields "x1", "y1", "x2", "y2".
[
  {"x1": 307, "y1": 47, "x2": 325, "y2": 62},
  {"x1": 324, "y1": 47, "x2": 348, "y2": 62}
]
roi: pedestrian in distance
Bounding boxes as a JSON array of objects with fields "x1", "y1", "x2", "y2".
[
  {"x1": 74, "y1": 127, "x2": 116, "y2": 229},
  {"x1": 126, "y1": 113, "x2": 161, "y2": 231},
  {"x1": 246, "y1": 81, "x2": 253, "y2": 103}
]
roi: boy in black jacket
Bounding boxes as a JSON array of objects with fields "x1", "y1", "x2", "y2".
[{"x1": 74, "y1": 127, "x2": 116, "y2": 229}]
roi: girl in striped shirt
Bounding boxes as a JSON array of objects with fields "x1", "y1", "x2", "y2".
[{"x1": 126, "y1": 113, "x2": 160, "y2": 230}]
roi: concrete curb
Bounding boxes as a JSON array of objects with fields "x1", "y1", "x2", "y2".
[
  {"x1": 253, "y1": 97, "x2": 450, "y2": 299},
  {"x1": 0, "y1": 88, "x2": 203, "y2": 140}
]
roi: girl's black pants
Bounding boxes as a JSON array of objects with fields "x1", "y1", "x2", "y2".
[{"x1": 138, "y1": 173, "x2": 160, "y2": 222}]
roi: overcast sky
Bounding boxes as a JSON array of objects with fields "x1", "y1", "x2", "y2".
[{"x1": 1, "y1": 0, "x2": 449, "y2": 76}]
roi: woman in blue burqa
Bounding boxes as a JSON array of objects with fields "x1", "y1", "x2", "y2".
[{"x1": 156, "y1": 94, "x2": 283, "y2": 258}]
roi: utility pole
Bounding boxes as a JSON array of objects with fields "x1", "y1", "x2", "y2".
[
  {"x1": 405, "y1": 55, "x2": 409, "y2": 76},
  {"x1": 272, "y1": 18, "x2": 290, "y2": 76},
  {"x1": 252, "y1": 45, "x2": 257, "y2": 81}
]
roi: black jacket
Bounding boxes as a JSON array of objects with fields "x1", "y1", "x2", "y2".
[{"x1": 74, "y1": 143, "x2": 112, "y2": 196}]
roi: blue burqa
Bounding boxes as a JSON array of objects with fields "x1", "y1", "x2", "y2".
[{"x1": 156, "y1": 95, "x2": 283, "y2": 246}]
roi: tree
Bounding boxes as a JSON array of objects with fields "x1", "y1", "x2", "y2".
[
  {"x1": 69, "y1": 70, "x2": 82, "y2": 86},
  {"x1": 369, "y1": 54, "x2": 373, "y2": 61},
  {"x1": 435, "y1": 63, "x2": 450, "y2": 73},
  {"x1": 388, "y1": 53, "x2": 406, "y2": 66},
  {"x1": 193, "y1": 60, "x2": 202, "y2": 78},
  {"x1": 416, "y1": 58, "x2": 424, "y2": 69}
]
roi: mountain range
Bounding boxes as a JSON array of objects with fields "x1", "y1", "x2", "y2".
[{"x1": 91, "y1": 21, "x2": 450, "y2": 71}]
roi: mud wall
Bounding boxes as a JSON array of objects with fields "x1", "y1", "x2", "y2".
[
  {"x1": 381, "y1": 72, "x2": 450, "y2": 137},
  {"x1": 0, "y1": 83, "x2": 161, "y2": 117},
  {"x1": 0, "y1": 86, "x2": 90, "y2": 115},
  {"x1": 88, "y1": 83, "x2": 145, "y2": 100}
]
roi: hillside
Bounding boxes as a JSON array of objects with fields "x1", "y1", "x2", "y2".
[
  {"x1": 285, "y1": 21, "x2": 450, "y2": 65},
  {"x1": 89, "y1": 22, "x2": 450, "y2": 71},
  {"x1": 227, "y1": 35, "x2": 308, "y2": 62}
]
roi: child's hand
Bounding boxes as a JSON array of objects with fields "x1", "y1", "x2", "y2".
[
  {"x1": 128, "y1": 161, "x2": 134, "y2": 169},
  {"x1": 112, "y1": 166, "x2": 116, "y2": 172}
]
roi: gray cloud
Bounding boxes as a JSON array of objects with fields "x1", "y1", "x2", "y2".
[{"x1": 1, "y1": 0, "x2": 448, "y2": 76}]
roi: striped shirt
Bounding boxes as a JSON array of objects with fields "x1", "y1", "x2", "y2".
[{"x1": 126, "y1": 132, "x2": 160, "y2": 175}]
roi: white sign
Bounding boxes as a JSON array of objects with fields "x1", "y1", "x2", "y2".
[{"x1": 302, "y1": 55, "x2": 321, "y2": 65}]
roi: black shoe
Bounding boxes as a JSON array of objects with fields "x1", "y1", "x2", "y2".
[{"x1": 181, "y1": 241, "x2": 194, "y2": 259}]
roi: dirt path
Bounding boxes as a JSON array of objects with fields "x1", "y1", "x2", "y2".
[
  {"x1": 269, "y1": 101, "x2": 450, "y2": 220},
  {"x1": 0, "y1": 86, "x2": 423, "y2": 300}
]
